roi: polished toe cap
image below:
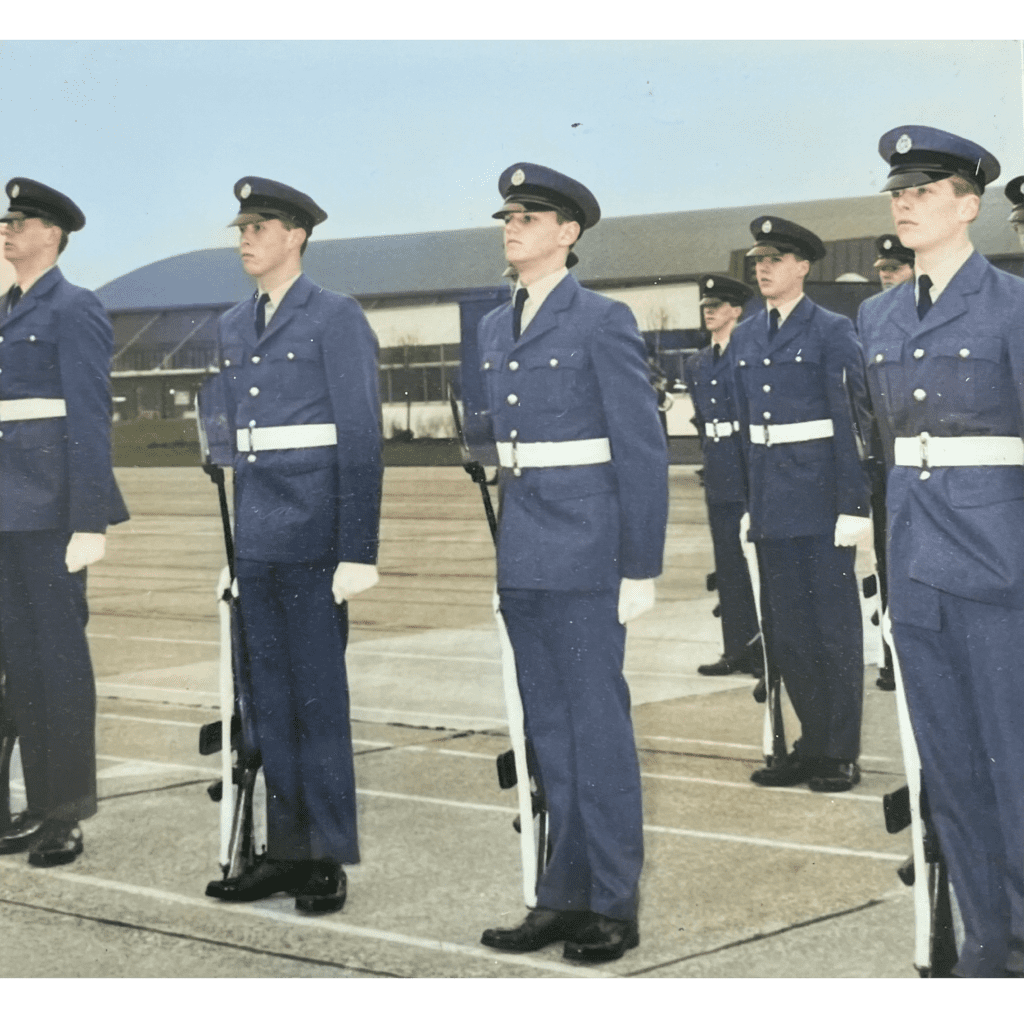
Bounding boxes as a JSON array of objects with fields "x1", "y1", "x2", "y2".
[
  {"x1": 563, "y1": 915, "x2": 639, "y2": 963},
  {"x1": 481, "y1": 908, "x2": 591, "y2": 953}
]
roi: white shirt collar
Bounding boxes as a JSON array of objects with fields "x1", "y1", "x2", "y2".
[
  {"x1": 514, "y1": 266, "x2": 569, "y2": 334},
  {"x1": 259, "y1": 273, "x2": 302, "y2": 326},
  {"x1": 767, "y1": 292, "x2": 804, "y2": 327},
  {"x1": 916, "y1": 242, "x2": 974, "y2": 306}
]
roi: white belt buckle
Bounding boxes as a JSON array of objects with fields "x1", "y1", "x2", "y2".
[
  {"x1": 764, "y1": 423, "x2": 772, "y2": 448},
  {"x1": 710, "y1": 421, "x2": 721, "y2": 443},
  {"x1": 511, "y1": 437, "x2": 521, "y2": 477},
  {"x1": 919, "y1": 431, "x2": 930, "y2": 470}
]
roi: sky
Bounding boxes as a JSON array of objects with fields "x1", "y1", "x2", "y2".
[{"x1": 1, "y1": 34, "x2": 1023, "y2": 290}]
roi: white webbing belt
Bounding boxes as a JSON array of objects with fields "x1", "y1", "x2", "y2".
[
  {"x1": 705, "y1": 420, "x2": 740, "y2": 439},
  {"x1": 894, "y1": 433, "x2": 1024, "y2": 468},
  {"x1": 236, "y1": 423, "x2": 338, "y2": 453},
  {"x1": 496, "y1": 437, "x2": 612, "y2": 470},
  {"x1": 0, "y1": 398, "x2": 67, "y2": 421},
  {"x1": 749, "y1": 418, "x2": 834, "y2": 446}
]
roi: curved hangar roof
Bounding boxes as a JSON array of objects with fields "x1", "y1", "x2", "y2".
[{"x1": 95, "y1": 192, "x2": 1023, "y2": 313}]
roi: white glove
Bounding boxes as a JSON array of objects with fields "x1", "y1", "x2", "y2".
[
  {"x1": 332, "y1": 562, "x2": 380, "y2": 604},
  {"x1": 618, "y1": 578, "x2": 656, "y2": 624},
  {"x1": 739, "y1": 511, "x2": 751, "y2": 544},
  {"x1": 65, "y1": 532, "x2": 106, "y2": 573},
  {"x1": 834, "y1": 514, "x2": 873, "y2": 548}
]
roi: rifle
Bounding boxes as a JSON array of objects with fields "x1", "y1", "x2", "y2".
[
  {"x1": 448, "y1": 384, "x2": 548, "y2": 907},
  {"x1": 881, "y1": 612, "x2": 958, "y2": 977},
  {"x1": 738, "y1": 519, "x2": 787, "y2": 766},
  {"x1": 859, "y1": 370, "x2": 956, "y2": 976},
  {"x1": 195, "y1": 379, "x2": 264, "y2": 881},
  {"x1": 0, "y1": 663, "x2": 17, "y2": 833}
]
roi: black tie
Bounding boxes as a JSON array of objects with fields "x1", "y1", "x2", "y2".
[
  {"x1": 512, "y1": 288, "x2": 529, "y2": 341},
  {"x1": 768, "y1": 307, "x2": 780, "y2": 341},
  {"x1": 917, "y1": 275, "x2": 933, "y2": 320},
  {"x1": 255, "y1": 292, "x2": 270, "y2": 337},
  {"x1": 7, "y1": 285, "x2": 21, "y2": 313},
  {"x1": 713, "y1": 343, "x2": 722, "y2": 360}
]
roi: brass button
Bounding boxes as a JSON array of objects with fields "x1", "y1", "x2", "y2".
[
  {"x1": 509, "y1": 360, "x2": 519, "y2": 370},
  {"x1": 913, "y1": 349, "x2": 925, "y2": 359},
  {"x1": 738, "y1": 360, "x2": 746, "y2": 367},
  {"x1": 875, "y1": 353, "x2": 884, "y2": 363},
  {"x1": 224, "y1": 359, "x2": 231, "y2": 366},
  {"x1": 251, "y1": 355, "x2": 260, "y2": 364},
  {"x1": 247, "y1": 454, "x2": 257, "y2": 463},
  {"x1": 959, "y1": 348, "x2": 970, "y2": 358},
  {"x1": 920, "y1": 470, "x2": 931, "y2": 480},
  {"x1": 249, "y1": 387, "x2": 259, "y2": 396},
  {"x1": 248, "y1": 420, "x2": 256, "y2": 428},
  {"x1": 710, "y1": 398, "x2": 717, "y2": 405},
  {"x1": 913, "y1": 389, "x2": 927, "y2": 401},
  {"x1": 710, "y1": 379, "x2": 717, "y2": 386},
  {"x1": 483, "y1": 361, "x2": 491, "y2": 369},
  {"x1": 513, "y1": 468, "x2": 522, "y2": 477},
  {"x1": 763, "y1": 384, "x2": 771, "y2": 393},
  {"x1": 507, "y1": 394, "x2": 519, "y2": 405},
  {"x1": 510, "y1": 429, "x2": 518, "y2": 439},
  {"x1": 549, "y1": 358, "x2": 559, "y2": 368},
  {"x1": 763, "y1": 358, "x2": 771, "y2": 366},
  {"x1": 763, "y1": 411, "x2": 771, "y2": 420},
  {"x1": 287, "y1": 352, "x2": 295, "y2": 360}
]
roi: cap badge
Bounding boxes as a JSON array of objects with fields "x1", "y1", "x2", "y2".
[
  {"x1": 705, "y1": 278, "x2": 714, "y2": 289},
  {"x1": 240, "y1": 182, "x2": 252, "y2": 199},
  {"x1": 510, "y1": 168, "x2": 526, "y2": 187},
  {"x1": 761, "y1": 219, "x2": 772, "y2": 234},
  {"x1": 883, "y1": 238, "x2": 892, "y2": 250},
  {"x1": 9, "y1": 184, "x2": 18, "y2": 199},
  {"x1": 895, "y1": 133, "x2": 913, "y2": 155}
]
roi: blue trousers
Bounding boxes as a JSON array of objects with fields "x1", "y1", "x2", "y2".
[
  {"x1": 707, "y1": 499, "x2": 759, "y2": 658},
  {"x1": 893, "y1": 594, "x2": 1024, "y2": 977},
  {"x1": 757, "y1": 536, "x2": 863, "y2": 760},
  {"x1": 0, "y1": 531, "x2": 97, "y2": 823},
  {"x1": 499, "y1": 588, "x2": 643, "y2": 921},
  {"x1": 236, "y1": 558, "x2": 359, "y2": 864}
]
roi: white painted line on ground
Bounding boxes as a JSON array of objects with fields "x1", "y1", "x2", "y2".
[
  {"x1": 358, "y1": 788, "x2": 904, "y2": 861},
  {"x1": 89, "y1": 633, "x2": 219, "y2": 646},
  {"x1": 97, "y1": 712, "x2": 386, "y2": 750},
  {"x1": 638, "y1": 735, "x2": 896, "y2": 764},
  {"x1": 0, "y1": 861, "x2": 607, "y2": 978},
  {"x1": 643, "y1": 823, "x2": 905, "y2": 862},
  {"x1": 640, "y1": 772, "x2": 882, "y2": 803}
]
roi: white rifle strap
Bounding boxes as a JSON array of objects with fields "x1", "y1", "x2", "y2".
[
  {"x1": 493, "y1": 598, "x2": 539, "y2": 907},
  {"x1": 738, "y1": 524, "x2": 775, "y2": 759},
  {"x1": 882, "y1": 610, "x2": 931, "y2": 973},
  {"x1": 217, "y1": 566, "x2": 235, "y2": 873}
]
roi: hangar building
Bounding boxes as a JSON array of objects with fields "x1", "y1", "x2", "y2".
[{"x1": 94, "y1": 193, "x2": 1024, "y2": 437}]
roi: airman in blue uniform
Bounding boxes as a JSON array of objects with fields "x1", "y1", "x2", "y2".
[
  {"x1": 474, "y1": 163, "x2": 668, "y2": 963},
  {"x1": 874, "y1": 233, "x2": 915, "y2": 291},
  {"x1": 682, "y1": 274, "x2": 761, "y2": 681},
  {"x1": 731, "y1": 216, "x2": 872, "y2": 792},
  {"x1": 860, "y1": 126, "x2": 1024, "y2": 977},
  {"x1": 0, "y1": 178, "x2": 129, "y2": 867},
  {"x1": 203, "y1": 177, "x2": 382, "y2": 914}
]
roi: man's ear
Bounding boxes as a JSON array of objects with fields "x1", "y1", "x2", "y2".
[{"x1": 558, "y1": 219, "x2": 581, "y2": 247}]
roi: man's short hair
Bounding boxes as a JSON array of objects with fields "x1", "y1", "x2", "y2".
[
  {"x1": 949, "y1": 174, "x2": 982, "y2": 199},
  {"x1": 276, "y1": 215, "x2": 308, "y2": 256},
  {"x1": 40, "y1": 218, "x2": 69, "y2": 255}
]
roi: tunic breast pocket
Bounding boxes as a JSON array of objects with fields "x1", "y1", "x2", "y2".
[
  {"x1": 928, "y1": 336, "x2": 1006, "y2": 416},
  {"x1": 8, "y1": 335, "x2": 58, "y2": 377},
  {"x1": 521, "y1": 348, "x2": 588, "y2": 412}
]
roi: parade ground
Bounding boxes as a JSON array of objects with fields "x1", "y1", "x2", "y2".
[{"x1": 0, "y1": 464, "x2": 957, "y2": 995}]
